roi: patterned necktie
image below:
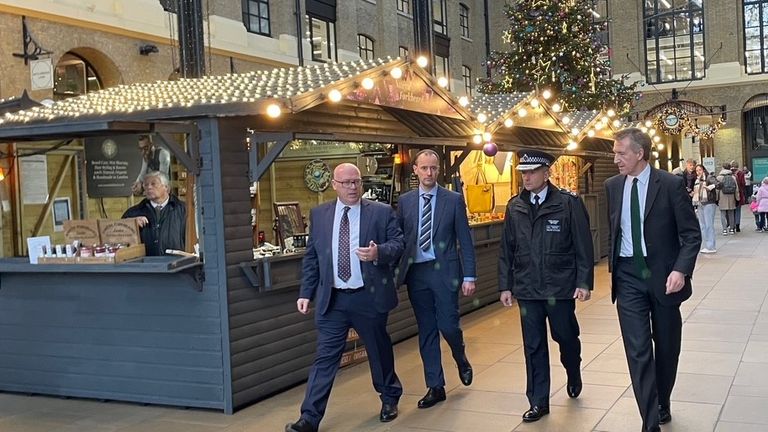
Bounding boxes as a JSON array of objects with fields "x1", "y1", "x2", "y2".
[
  {"x1": 419, "y1": 194, "x2": 432, "y2": 252},
  {"x1": 631, "y1": 178, "x2": 649, "y2": 279},
  {"x1": 338, "y1": 206, "x2": 351, "y2": 282}
]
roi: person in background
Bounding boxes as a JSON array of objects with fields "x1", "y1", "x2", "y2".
[
  {"x1": 396, "y1": 149, "x2": 476, "y2": 410},
  {"x1": 743, "y1": 165, "x2": 753, "y2": 195},
  {"x1": 285, "y1": 163, "x2": 404, "y2": 432},
  {"x1": 684, "y1": 159, "x2": 697, "y2": 196},
  {"x1": 132, "y1": 135, "x2": 171, "y2": 195},
  {"x1": 756, "y1": 177, "x2": 768, "y2": 232},
  {"x1": 716, "y1": 162, "x2": 740, "y2": 235},
  {"x1": 692, "y1": 164, "x2": 718, "y2": 253},
  {"x1": 498, "y1": 149, "x2": 594, "y2": 423},
  {"x1": 122, "y1": 171, "x2": 185, "y2": 256},
  {"x1": 605, "y1": 128, "x2": 701, "y2": 432},
  {"x1": 732, "y1": 161, "x2": 746, "y2": 232}
]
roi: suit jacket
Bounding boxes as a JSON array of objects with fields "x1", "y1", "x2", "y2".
[
  {"x1": 299, "y1": 199, "x2": 404, "y2": 315},
  {"x1": 605, "y1": 167, "x2": 701, "y2": 305},
  {"x1": 395, "y1": 186, "x2": 477, "y2": 288}
]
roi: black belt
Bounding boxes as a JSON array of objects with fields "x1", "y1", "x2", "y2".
[
  {"x1": 334, "y1": 287, "x2": 364, "y2": 293},
  {"x1": 617, "y1": 256, "x2": 645, "y2": 262},
  {"x1": 412, "y1": 260, "x2": 436, "y2": 266}
]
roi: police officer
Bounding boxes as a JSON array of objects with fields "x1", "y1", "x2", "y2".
[{"x1": 498, "y1": 149, "x2": 594, "y2": 422}]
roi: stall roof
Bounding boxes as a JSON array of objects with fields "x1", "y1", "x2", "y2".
[
  {"x1": 0, "y1": 90, "x2": 42, "y2": 115},
  {"x1": 0, "y1": 57, "x2": 479, "y2": 142}
]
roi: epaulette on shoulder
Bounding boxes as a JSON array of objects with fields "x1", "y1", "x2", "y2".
[{"x1": 560, "y1": 188, "x2": 578, "y2": 197}]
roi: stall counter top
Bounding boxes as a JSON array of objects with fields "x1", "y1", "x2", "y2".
[{"x1": 0, "y1": 256, "x2": 201, "y2": 274}]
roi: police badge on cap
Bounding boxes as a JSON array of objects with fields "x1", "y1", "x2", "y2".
[{"x1": 516, "y1": 149, "x2": 555, "y2": 171}]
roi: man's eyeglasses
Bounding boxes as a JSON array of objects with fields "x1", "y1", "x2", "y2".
[{"x1": 333, "y1": 179, "x2": 362, "y2": 188}]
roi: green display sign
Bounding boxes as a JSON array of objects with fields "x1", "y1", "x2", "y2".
[{"x1": 753, "y1": 157, "x2": 768, "y2": 189}]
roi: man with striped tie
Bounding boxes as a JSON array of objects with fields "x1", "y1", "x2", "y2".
[{"x1": 396, "y1": 149, "x2": 477, "y2": 409}]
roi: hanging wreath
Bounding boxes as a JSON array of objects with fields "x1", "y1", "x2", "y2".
[
  {"x1": 687, "y1": 117, "x2": 726, "y2": 140},
  {"x1": 652, "y1": 106, "x2": 692, "y2": 136}
]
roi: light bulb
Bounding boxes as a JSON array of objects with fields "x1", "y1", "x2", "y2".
[
  {"x1": 361, "y1": 77, "x2": 374, "y2": 89},
  {"x1": 266, "y1": 103, "x2": 281, "y2": 118},
  {"x1": 567, "y1": 140, "x2": 578, "y2": 150},
  {"x1": 552, "y1": 102, "x2": 562, "y2": 112},
  {"x1": 653, "y1": 135, "x2": 661, "y2": 142},
  {"x1": 483, "y1": 132, "x2": 492, "y2": 142},
  {"x1": 390, "y1": 67, "x2": 403, "y2": 79},
  {"x1": 504, "y1": 118, "x2": 514, "y2": 128},
  {"x1": 571, "y1": 127, "x2": 579, "y2": 135},
  {"x1": 328, "y1": 89, "x2": 342, "y2": 102},
  {"x1": 477, "y1": 113, "x2": 487, "y2": 123},
  {"x1": 530, "y1": 98, "x2": 540, "y2": 108},
  {"x1": 658, "y1": 143, "x2": 665, "y2": 150},
  {"x1": 472, "y1": 134, "x2": 483, "y2": 144},
  {"x1": 587, "y1": 129, "x2": 595, "y2": 137},
  {"x1": 416, "y1": 56, "x2": 429, "y2": 68},
  {"x1": 607, "y1": 109, "x2": 616, "y2": 117},
  {"x1": 648, "y1": 128, "x2": 656, "y2": 136},
  {"x1": 458, "y1": 96, "x2": 469, "y2": 107},
  {"x1": 612, "y1": 119, "x2": 621, "y2": 127},
  {"x1": 541, "y1": 89, "x2": 552, "y2": 100},
  {"x1": 437, "y1": 76, "x2": 449, "y2": 88},
  {"x1": 562, "y1": 116, "x2": 571, "y2": 124},
  {"x1": 518, "y1": 108, "x2": 528, "y2": 117},
  {"x1": 644, "y1": 120, "x2": 652, "y2": 127}
]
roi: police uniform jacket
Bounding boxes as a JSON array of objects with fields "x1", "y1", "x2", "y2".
[{"x1": 498, "y1": 182, "x2": 594, "y2": 300}]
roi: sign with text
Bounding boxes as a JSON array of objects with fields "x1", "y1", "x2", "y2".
[
  {"x1": 85, "y1": 135, "x2": 143, "y2": 197},
  {"x1": 346, "y1": 69, "x2": 463, "y2": 119},
  {"x1": 752, "y1": 157, "x2": 768, "y2": 187}
]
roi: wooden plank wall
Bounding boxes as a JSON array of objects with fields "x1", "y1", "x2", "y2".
[{"x1": 0, "y1": 272, "x2": 226, "y2": 409}]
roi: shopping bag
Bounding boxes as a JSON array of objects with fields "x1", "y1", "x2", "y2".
[{"x1": 466, "y1": 165, "x2": 494, "y2": 213}]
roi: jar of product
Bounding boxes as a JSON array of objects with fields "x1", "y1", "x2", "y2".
[
  {"x1": 93, "y1": 245, "x2": 107, "y2": 257},
  {"x1": 79, "y1": 246, "x2": 93, "y2": 257},
  {"x1": 107, "y1": 246, "x2": 119, "y2": 258}
]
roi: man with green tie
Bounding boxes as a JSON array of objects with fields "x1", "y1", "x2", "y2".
[{"x1": 605, "y1": 128, "x2": 701, "y2": 432}]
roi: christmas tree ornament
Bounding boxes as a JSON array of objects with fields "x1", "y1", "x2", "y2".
[{"x1": 483, "y1": 142, "x2": 498, "y2": 156}]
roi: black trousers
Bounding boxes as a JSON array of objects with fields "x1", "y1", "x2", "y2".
[
  {"x1": 517, "y1": 299, "x2": 581, "y2": 407},
  {"x1": 615, "y1": 258, "x2": 682, "y2": 432}
]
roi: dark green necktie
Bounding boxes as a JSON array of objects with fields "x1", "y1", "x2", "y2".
[{"x1": 631, "y1": 178, "x2": 650, "y2": 279}]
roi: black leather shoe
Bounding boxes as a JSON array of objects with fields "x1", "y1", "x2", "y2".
[
  {"x1": 417, "y1": 387, "x2": 446, "y2": 409},
  {"x1": 567, "y1": 377, "x2": 583, "y2": 398},
  {"x1": 658, "y1": 405, "x2": 671, "y2": 424},
  {"x1": 522, "y1": 405, "x2": 550, "y2": 422},
  {"x1": 285, "y1": 418, "x2": 317, "y2": 432},
  {"x1": 379, "y1": 402, "x2": 398, "y2": 422},
  {"x1": 458, "y1": 362, "x2": 473, "y2": 386}
]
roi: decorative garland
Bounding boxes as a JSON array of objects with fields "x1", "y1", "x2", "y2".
[
  {"x1": 687, "y1": 117, "x2": 726, "y2": 140},
  {"x1": 652, "y1": 106, "x2": 692, "y2": 136}
]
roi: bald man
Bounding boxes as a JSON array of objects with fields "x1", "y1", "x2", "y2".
[{"x1": 285, "y1": 164, "x2": 405, "y2": 432}]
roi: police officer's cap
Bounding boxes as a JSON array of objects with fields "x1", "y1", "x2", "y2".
[{"x1": 516, "y1": 149, "x2": 555, "y2": 171}]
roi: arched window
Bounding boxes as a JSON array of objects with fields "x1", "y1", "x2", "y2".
[
  {"x1": 53, "y1": 53, "x2": 102, "y2": 100},
  {"x1": 744, "y1": 0, "x2": 768, "y2": 74},
  {"x1": 358, "y1": 34, "x2": 375, "y2": 61},
  {"x1": 459, "y1": 4, "x2": 470, "y2": 38}
]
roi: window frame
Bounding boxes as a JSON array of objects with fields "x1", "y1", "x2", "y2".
[
  {"x1": 306, "y1": 14, "x2": 338, "y2": 63},
  {"x1": 462, "y1": 65, "x2": 472, "y2": 97},
  {"x1": 459, "y1": 3, "x2": 470, "y2": 39},
  {"x1": 397, "y1": 0, "x2": 411, "y2": 15},
  {"x1": 743, "y1": 0, "x2": 768, "y2": 74},
  {"x1": 433, "y1": 0, "x2": 447, "y2": 35},
  {"x1": 399, "y1": 46, "x2": 409, "y2": 59},
  {"x1": 434, "y1": 54, "x2": 450, "y2": 89},
  {"x1": 643, "y1": 0, "x2": 705, "y2": 84},
  {"x1": 242, "y1": 0, "x2": 271, "y2": 37},
  {"x1": 358, "y1": 34, "x2": 375, "y2": 61}
]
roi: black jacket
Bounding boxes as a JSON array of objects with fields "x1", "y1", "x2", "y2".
[
  {"x1": 122, "y1": 195, "x2": 186, "y2": 256},
  {"x1": 498, "y1": 183, "x2": 594, "y2": 300}
]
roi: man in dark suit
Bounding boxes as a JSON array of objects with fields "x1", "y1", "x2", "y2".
[
  {"x1": 498, "y1": 149, "x2": 594, "y2": 422},
  {"x1": 285, "y1": 163, "x2": 404, "y2": 432},
  {"x1": 396, "y1": 149, "x2": 476, "y2": 409},
  {"x1": 606, "y1": 128, "x2": 701, "y2": 432}
]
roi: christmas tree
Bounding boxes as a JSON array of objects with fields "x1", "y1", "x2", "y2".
[{"x1": 480, "y1": 0, "x2": 637, "y2": 114}]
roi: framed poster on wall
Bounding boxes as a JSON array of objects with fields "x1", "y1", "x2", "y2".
[
  {"x1": 752, "y1": 157, "x2": 768, "y2": 189},
  {"x1": 52, "y1": 197, "x2": 71, "y2": 232}
]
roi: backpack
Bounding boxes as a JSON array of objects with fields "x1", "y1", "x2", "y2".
[{"x1": 720, "y1": 173, "x2": 737, "y2": 194}]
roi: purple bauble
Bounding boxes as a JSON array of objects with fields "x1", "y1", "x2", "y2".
[{"x1": 483, "y1": 142, "x2": 498, "y2": 156}]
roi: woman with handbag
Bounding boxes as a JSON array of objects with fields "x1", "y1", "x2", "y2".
[{"x1": 693, "y1": 164, "x2": 718, "y2": 253}]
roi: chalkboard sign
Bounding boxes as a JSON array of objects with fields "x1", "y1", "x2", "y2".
[{"x1": 84, "y1": 135, "x2": 143, "y2": 197}]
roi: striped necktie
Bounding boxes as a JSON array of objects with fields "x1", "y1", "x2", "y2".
[{"x1": 419, "y1": 194, "x2": 432, "y2": 252}]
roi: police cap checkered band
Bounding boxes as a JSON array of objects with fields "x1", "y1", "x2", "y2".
[{"x1": 516, "y1": 149, "x2": 555, "y2": 171}]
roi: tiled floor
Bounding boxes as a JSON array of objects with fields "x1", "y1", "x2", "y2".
[{"x1": 1, "y1": 218, "x2": 767, "y2": 432}]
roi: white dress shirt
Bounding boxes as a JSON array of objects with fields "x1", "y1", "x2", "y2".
[
  {"x1": 331, "y1": 199, "x2": 364, "y2": 289},
  {"x1": 152, "y1": 197, "x2": 170, "y2": 210},
  {"x1": 529, "y1": 186, "x2": 549, "y2": 205},
  {"x1": 620, "y1": 163, "x2": 650, "y2": 257}
]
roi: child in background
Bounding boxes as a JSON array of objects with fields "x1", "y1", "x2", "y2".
[{"x1": 751, "y1": 195, "x2": 760, "y2": 231}]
